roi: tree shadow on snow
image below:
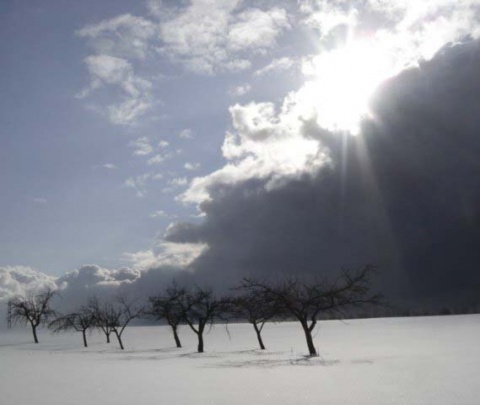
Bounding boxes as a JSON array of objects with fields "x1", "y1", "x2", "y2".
[{"x1": 204, "y1": 352, "x2": 342, "y2": 369}]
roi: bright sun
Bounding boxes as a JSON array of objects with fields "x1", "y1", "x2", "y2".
[{"x1": 298, "y1": 38, "x2": 399, "y2": 135}]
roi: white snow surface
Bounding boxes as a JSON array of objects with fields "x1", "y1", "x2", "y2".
[{"x1": 1, "y1": 315, "x2": 479, "y2": 405}]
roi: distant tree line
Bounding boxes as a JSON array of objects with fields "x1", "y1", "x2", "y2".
[{"x1": 6, "y1": 266, "x2": 383, "y2": 356}]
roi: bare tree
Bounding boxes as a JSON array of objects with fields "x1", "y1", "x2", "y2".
[
  {"x1": 49, "y1": 306, "x2": 95, "y2": 347},
  {"x1": 147, "y1": 282, "x2": 186, "y2": 348},
  {"x1": 87, "y1": 297, "x2": 113, "y2": 343},
  {"x1": 7, "y1": 289, "x2": 57, "y2": 344},
  {"x1": 241, "y1": 266, "x2": 382, "y2": 356},
  {"x1": 175, "y1": 286, "x2": 228, "y2": 353},
  {"x1": 90, "y1": 295, "x2": 144, "y2": 350},
  {"x1": 229, "y1": 290, "x2": 278, "y2": 350}
]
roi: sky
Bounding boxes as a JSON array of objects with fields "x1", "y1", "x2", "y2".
[{"x1": 1, "y1": 0, "x2": 480, "y2": 309}]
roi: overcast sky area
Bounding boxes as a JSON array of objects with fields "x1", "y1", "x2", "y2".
[{"x1": 1, "y1": 0, "x2": 480, "y2": 310}]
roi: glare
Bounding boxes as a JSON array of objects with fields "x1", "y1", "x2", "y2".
[{"x1": 299, "y1": 38, "x2": 400, "y2": 135}]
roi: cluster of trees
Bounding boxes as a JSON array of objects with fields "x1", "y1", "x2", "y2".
[
  {"x1": 7, "y1": 266, "x2": 382, "y2": 357},
  {"x1": 7, "y1": 292, "x2": 142, "y2": 350}
]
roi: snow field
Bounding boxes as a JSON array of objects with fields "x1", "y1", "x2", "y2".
[{"x1": 1, "y1": 314, "x2": 479, "y2": 405}]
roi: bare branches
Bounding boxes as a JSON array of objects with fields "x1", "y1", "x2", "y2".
[
  {"x1": 7, "y1": 288, "x2": 57, "y2": 343},
  {"x1": 228, "y1": 288, "x2": 279, "y2": 350},
  {"x1": 49, "y1": 308, "x2": 95, "y2": 347},
  {"x1": 174, "y1": 286, "x2": 230, "y2": 353},
  {"x1": 147, "y1": 281, "x2": 186, "y2": 348},
  {"x1": 239, "y1": 266, "x2": 382, "y2": 356},
  {"x1": 88, "y1": 295, "x2": 144, "y2": 350}
]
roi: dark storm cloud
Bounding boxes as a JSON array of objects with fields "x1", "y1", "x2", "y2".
[
  {"x1": 166, "y1": 38, "x2": 480, "y2": 307},
  {"x1": 3, "y1": 39, "x2": 479, "y2": 314}
]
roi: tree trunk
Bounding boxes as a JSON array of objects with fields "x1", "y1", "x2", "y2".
[
  {"x1": 106, "y1": 332, "x2": 111, "y2": 343},
  {"x1": 197, "y1": 332, "x2": 204, "y2": 353},
  {"x1": 31, "y1": 324, "x2": 39, "y2": 344},
  {"x1": 301, "y1": 321, "x2": 317, "y2": 356},
  {"x1": 115, "y1": 331, "x2": 124, "y2": 350},
  {"x1": 172, "y1": 325, "x2": 182, "y2": 348},
  {"x1": 82, "y1": 330, "x2": 88, "y2": 347},
  {"x1": 253, "y1": 322, "x2": 266, "y2": 350}
]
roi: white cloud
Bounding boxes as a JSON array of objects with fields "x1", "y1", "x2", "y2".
[
  {"x1": 169, "y1": 177, "x2": 188, "y2": 187},
  {"x1": 229, "y1": 83, "x2": 251, "y2": 97},
  {"x1": 178, "y1": 128, "x2": 194, "y2": 139},
  {"x1": 58, "y1": 264, "x2": 140, "y2": 289},
  {"x1": 81, "y1": 54, "x2": 153, "y2": 125},
  {"x1": 54, "y1": 265, "x2": 143, "y2": 309},
  {"x1": 129, "y1": 136, "x2": 153, "y2": 156},
  {"x1": 159, "y1": 1, "x2": 290, "y2": 74},
  {"x1": 102, "y1": 163, "x2": 117, "y2": 169},
  {"x1": 124, "y1": 241, "x2": 207, "y2": 270},
  {"x1": 147, "y1": 153, "x2": 166, "y2": 165},
  {"x1": 146, "y1": 0, "x2": 163, "y2": 18},
  {"x1": 77, "y1": 14, "x2": 156, "y2": 60},
  {"x1": 295, "y1": 0, "x2": 480, "y2": 135},
  {"x1": 151, "y1": 173, "x2": 164, "y2": 180},
  {"x1": 180, "y1": 100, "x2": 328, "y2": 204},
  {"x1": 0, "y1": 266, "x2": 57, "y2": 301},
  {"x1": 150, "y1": 210, "x2": 168, "y2": 218},
  {"x1": 124, "y1": 171, "x2": 164, "y2": 197},
  {"x1": 253, "y1": 57, "x2": 297, "y2": 76},
  {"x1": 184, "y1": 162, "x2": 200, "y2": 171},
  {"x1": 227, "y1": 7, "x2": 290, "y2": 52},
  {"x1": 178, "y1": 1, "x2": 480, "y2": 205},
  {"x1": 108, "y1": 98, "x2": 152, "y2": 125},
  {"x1": 158, "y1": 140, "x2": 169, "y2": 148}
]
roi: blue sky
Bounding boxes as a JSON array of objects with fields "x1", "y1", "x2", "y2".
[
  {"x1": 0, "y1": 0, "x2": 309, "y2": 274},
  {"x1": 2, "y1": 0, "x2": 480, "y2": 303}
]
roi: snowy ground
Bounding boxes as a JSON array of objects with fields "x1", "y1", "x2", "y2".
[{"x1": 1, "y1": 315, "x2": 479, "y2": 405}]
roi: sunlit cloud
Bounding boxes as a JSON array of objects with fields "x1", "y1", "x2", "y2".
[
  {"x1": 181, "y1": 101, "x2": 328, "y2": 204},
  {"x1": 178, "y1": 128, "x2": 194, "y2": 139},
  {"x1": 80, "y1": 54, "x2": 153, "y2": 125},
  {"x1": 124, "y1": 172, "x2": 163, "y2": 197},
  {"x1": 129, "y1": 136, "x2": 153, "y2": 156},
  {"x1": 229, "y1": 83, "x2": 251, "y2": 97},
  {"x1": 124, "y1": 241, "x2": 207, "y2": 270},
  {"x1": 253, "y1": 56, "x2": 297, "y2": 76},
  {"x1": 159, "y1": 1, "x2": 290, "y2": 75},
  {"x1": 295, "y1": 0, "x2": 480, "y2": 135}
]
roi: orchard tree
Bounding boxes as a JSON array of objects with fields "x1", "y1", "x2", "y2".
[
  {"x1": 49, "y1": 307, "x2": 95, "y2": 347},
  {"x1": 230, "y1": 290, "x2": 279, "y2": 350},
  {"x1": 7, "y1": 289, "x2": 57, "y2": 344},
  {"x1": 148, "y1": 282, "x2": 186, "y2": 348},
  {"x1": 90, "y1": 295, "x2": 144, "y2": 350},
  {"x1": 87, "y1": 297, "x2": 113, "y2": 343},
  {"x1": 175, "y1": 286, "x2": 228, "y2": 353},
  {"x1": 241, "y1": 266, "x2": 382, "y2": 356}
]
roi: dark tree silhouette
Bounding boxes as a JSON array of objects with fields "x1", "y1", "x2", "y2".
[
  {"x1": 175, "y1": 286, "x2": 228, "y2": 353},
  {"x1": 7, "y1": 289, "x2": 57, "y2": 344},
  {"x1": 241, "y1": 266, "x2": 382, "y2": 356},
  {"x1": 148, "y1": 282, "x2": 186, "y2": 348},
  {"x1": 229, "y1": 290, "x2": 278, "y2": 350},
  {"x1": 87, "y1": 297, "x2": 113, "y2": 343},
  {"x1": 90, "y1": 295, "x2": 143, "y2": 350},
  {"x1": 49, "y1": 307, "x2": 95, "y2": 347}
]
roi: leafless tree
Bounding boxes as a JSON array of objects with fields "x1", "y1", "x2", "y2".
[
  {"x1": 7, "y1": 288, "x2": 57, "y2": 344},
  {"x1": 229, "y1": 290, "x2": 279, "y2": 350},
  {"x1": 86, "y1": 297, "x2": 114, "y2": 343},
  {"x1": 90, "y1": 295, "x2": 144, "y2": 350},
  {"x1": 147, "y1": 282, "x2": 186, "y2": 348},
  {"x1": 175, "y1": 286, "x2": 228, "y2": 353},
  {"x1": 49, "y1": 306, "x2": 95, "y2": 347},
  {"x1": 240, "y1": 266, "x2": 383, "y2": 356}
]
